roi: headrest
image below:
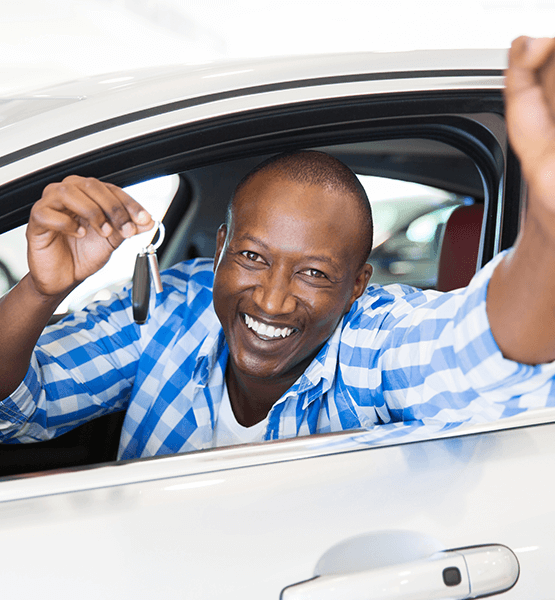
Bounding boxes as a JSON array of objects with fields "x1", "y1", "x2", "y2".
[{"x1": 436, "y1": 203, "x2": 483, "y2": 292}]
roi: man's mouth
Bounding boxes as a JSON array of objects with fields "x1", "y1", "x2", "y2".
[{"x1": 243, "y1": 314, "x2": 296, "y2": 340}]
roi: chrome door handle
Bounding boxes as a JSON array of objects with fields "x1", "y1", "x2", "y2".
[{"x1": 281, "y1": 544, "x2": 519, "y2": 600}]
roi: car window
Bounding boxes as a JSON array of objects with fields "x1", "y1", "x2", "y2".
[
  {"x1": 0, "y1": 174, "x2": 179, "y2": 314},
  {"x1": 359, "y1": 174, "x2": 475, "y2": 289}
]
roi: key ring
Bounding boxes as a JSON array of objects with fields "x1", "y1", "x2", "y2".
[{"x1": 144, "y1": 221, "x2": 165, "y2": 254}]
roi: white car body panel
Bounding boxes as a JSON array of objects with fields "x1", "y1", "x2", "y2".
[{"x1": 1, "y1": 421, "x2": 554, "y2": 598}]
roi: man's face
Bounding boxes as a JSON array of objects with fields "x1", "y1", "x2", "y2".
[{"x1": 212, "y1": 172, "x2": 372, "y2": 386}]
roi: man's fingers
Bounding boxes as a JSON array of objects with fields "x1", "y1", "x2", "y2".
[
  {"x1": 62, "y1": 177, "x2": 141, "y2": 239},
  {"x1": 41, "y1": 184, "x2": 117, "y2": 239},
  {"x1": 506, "y1": 36, "x2": 555, "y2": 97},
  {"x1": 509, "y1": 36, "x2": 555, "y2": 70},
  {"x1": 105, "y1": 183, "x2": 154, "y2": 233},
  {"x1": 36, "y1": 177, "x2": 154, "y2": 240},
  {"x1": 29, "y1": 206, "x2": 86, "y2": 239},
  {"x1": 504, "y1": 36, "x2": 555, "y2": 169},
  {"x1": 539, "y1": 43, "x2": 555, "y2": 123}
]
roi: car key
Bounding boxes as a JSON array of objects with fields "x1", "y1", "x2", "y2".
[{"x1": 132, "y1": 221, "x2": 165, "y2": 324}]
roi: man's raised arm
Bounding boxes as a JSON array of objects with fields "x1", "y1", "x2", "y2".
[
  {"x1": 0, "y1": 176, "x2": 153, "y2": 399},
  {"x1": 487, "y1": 36, "x2": 555, "y2": 365}
]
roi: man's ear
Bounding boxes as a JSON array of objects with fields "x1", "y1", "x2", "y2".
[
  {"x1": 347, "y1": 263, "x2": 373, "y2": 310},
  {"x1": 214, "y1": 224, "x2": 228, "y2": 271}
]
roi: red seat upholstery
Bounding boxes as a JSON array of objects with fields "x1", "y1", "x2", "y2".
[{"x1": 436, "y1": 203, "x2": 484, "y2": 292}]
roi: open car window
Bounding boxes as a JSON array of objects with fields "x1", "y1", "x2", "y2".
[{"x1": 360, "y1": 175, "x2": 475, "y2": 289}]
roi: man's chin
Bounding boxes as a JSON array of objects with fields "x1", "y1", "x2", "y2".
[{"x1": 229, "y1": 352, "x2": 297, "y2": 383}]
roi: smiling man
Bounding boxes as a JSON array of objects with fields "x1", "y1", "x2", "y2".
[
  {"x1": 2, "y1": 37, "x2": 555, "y2": 458},
  {"x1": 212, "y1": 153, "x2": 373, "y2": 429}
]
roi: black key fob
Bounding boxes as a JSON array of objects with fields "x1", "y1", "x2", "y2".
[
  {"x1": 132, "y1": 221, "x2": 165, "y2": 325},
  {"x1": 132, "y1": 252, "x2": 150, "y2": 324}
]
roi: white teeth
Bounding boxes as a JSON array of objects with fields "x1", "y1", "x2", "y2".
[
  {"x1": 258, "y1": 323, "x2": 268, "y2": 336},
  {"x1": 243, "y1": 314, "x2": 294, "y2": 339}
]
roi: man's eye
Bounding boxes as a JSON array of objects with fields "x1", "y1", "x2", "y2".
[
  {"x1": 302, "y1": 268, "x2": 327, "y2": 279},
  {"x1": 241, "y1": 251, "x2": 264, "y2": 263}
]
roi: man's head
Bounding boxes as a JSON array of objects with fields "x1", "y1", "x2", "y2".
[
  {"x1": 227, "y1": 151, "x2": 373, "y2": 266},
  {"x1": 213, "y1": 150, "x2": 373, "y2": 389}
]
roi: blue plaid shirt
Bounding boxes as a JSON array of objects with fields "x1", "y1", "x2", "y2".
[{"x1": 2, "y1": 254, "x2": 555, "y2": 460}]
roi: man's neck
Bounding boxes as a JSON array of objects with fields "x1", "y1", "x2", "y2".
[{"x1": 225, "y1": 362, "x2": 299, "y2": 428}]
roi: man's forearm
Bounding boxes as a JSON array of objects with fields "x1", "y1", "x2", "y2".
[
  {"x1": 0, "y1": 273, "x2": 68, "y2": 399},
  {"x1": 487, "y1": 206, "x2": 555, "y2": 365}
]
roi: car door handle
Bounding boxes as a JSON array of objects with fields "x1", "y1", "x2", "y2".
[{"x1": 281, "y1": 544, "x2": 519, "y2": 600}]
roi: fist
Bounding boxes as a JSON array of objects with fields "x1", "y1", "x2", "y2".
[{"x1": 505, "y1": 37, "x2": 555, "y2": 215}]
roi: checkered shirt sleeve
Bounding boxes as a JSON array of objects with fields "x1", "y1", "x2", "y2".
[
  {"x1": 334, "y1": 250, "x2": 555, "y2": 446},
  {"x1": 0, "y1": 258, "x2": 217, "y2": 447},
  {"x1": 0, "y1": 285, "x2": 143, "y2": 442}
]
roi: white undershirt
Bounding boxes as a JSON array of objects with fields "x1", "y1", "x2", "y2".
[{"x1": 212, "y1": 384, "x2": 268, "y2": 448}]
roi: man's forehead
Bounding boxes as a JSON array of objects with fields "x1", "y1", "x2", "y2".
[
  {"x1": 233, "y1": 169, "x2": 353, "y2": 212},
  {"x1": 238, "y1": 169, "x2": 298, "y2": 196}
]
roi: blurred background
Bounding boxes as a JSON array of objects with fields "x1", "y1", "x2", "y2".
[{"x1": 1, "y1": 0, "x2": 555, "y2": 95}]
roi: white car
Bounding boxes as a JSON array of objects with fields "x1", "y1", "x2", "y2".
[{"x1": 0, "y1": 49, "x2": 550, "y2": 599}]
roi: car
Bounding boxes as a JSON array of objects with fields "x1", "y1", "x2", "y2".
[{"x1": 0, "y1": 48, "x2": 551, "y2": 599}]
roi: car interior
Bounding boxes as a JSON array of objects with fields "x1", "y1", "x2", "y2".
[{"x1": 0, "y1": 95, "x2": 519, "y2": 477}]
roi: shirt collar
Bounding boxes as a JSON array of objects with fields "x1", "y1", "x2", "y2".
[
  {"x1": 296, "y1": 317, "x2": 344, "y2": 408},
  {"x1": 192, "y1": 317, "x2": 227, "y2": 387}
]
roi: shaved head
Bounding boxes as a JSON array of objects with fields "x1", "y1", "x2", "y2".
[{"x1": 227, "y1": 151, "x2": 373, "y2": 266}]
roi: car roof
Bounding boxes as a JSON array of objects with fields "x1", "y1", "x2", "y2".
[
  {"x1": 0, "y1": 48, "x2": 507, "y2": 138},
  {"x1": 7, "y1": 48, "x2": 508, "y2": 97}
]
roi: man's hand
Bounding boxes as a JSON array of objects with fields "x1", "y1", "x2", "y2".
[{"x1": 26, "y1": 176, "x2": 154, "y2": 298}]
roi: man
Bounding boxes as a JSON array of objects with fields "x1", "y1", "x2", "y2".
[{"x1": 1, "y1": 37, "x2": 555, "y2": 459}]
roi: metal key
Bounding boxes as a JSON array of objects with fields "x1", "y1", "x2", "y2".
[{"x1": 132, "y1": 221, "x2": 165, "y2": 324}]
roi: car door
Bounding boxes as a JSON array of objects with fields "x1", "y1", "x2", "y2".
[
  {"x1": 0, "y1": 53, "x2": 551, "y2": 599},
  {"x1": 1, "y1": 419, "x2": 552, "y2": 599}
]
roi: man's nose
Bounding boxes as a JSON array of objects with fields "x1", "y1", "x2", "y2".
[{"x1": 252, "y1": 269, "x2": 296, "y2": 315}]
